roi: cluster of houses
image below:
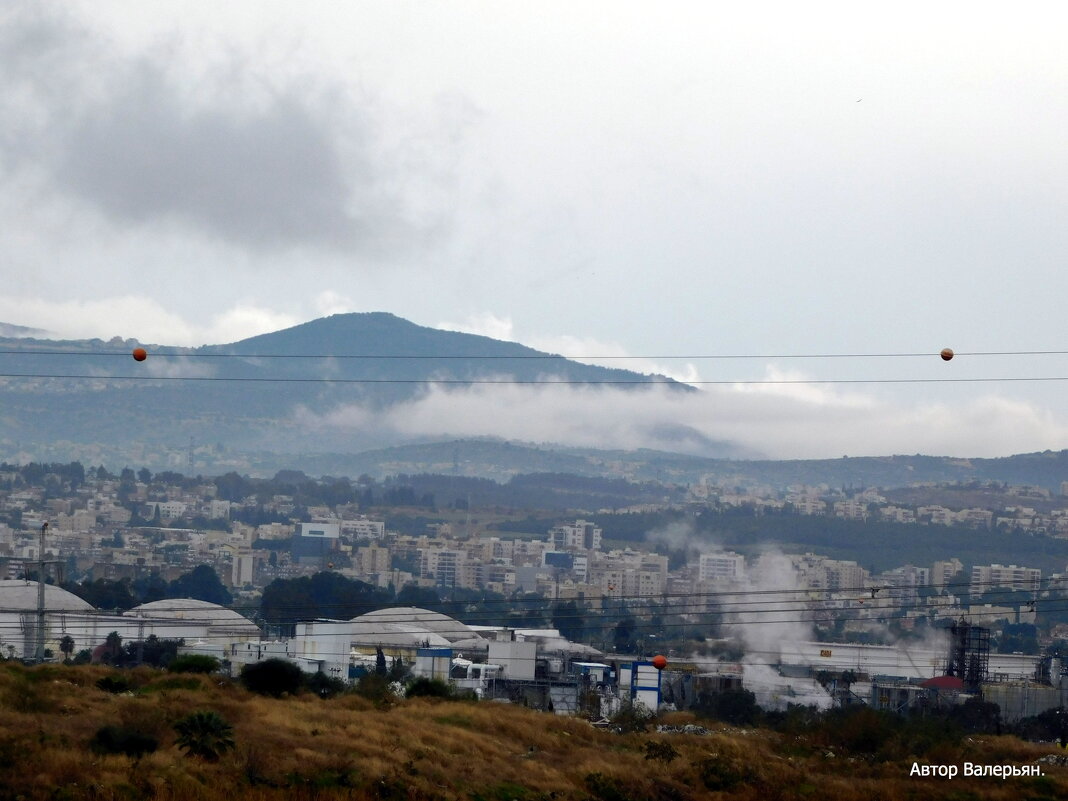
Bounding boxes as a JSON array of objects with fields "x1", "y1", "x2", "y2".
[
  {"x1": 0, "y1": 468, "x2": 1064, "y2": 641},
  {"x1": 694, "y1": 479, "x2": 1068, "y2": 535}
]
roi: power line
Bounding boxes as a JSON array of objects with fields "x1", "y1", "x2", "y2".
[
  {"x1": 5, "y1": 372, "x2": 1068, "y2": 386},
  {"x1": 37, "y1": 573, "x2": 1049, "y2": 616},
  {"x1": 28, "y1": 578, "x2": 1056, "y2": 622},
  {"x1": 5, "y1": 348, "x2": 1068, "y2": 360},
  {"x1": 26, "y1": 573, "x2": 1056, "y2": 615}
]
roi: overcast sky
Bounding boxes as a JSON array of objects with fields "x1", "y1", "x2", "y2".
[{"x1": 2, "y1": 1, "x2": 1067, "y2": 460}]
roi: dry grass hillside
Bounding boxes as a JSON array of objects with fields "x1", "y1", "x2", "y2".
[{"x1": 0, "y1": 663, "x2": 1065, "y2": 801}]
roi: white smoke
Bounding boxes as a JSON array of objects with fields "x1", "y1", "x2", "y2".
[
  {"x1": 742, "y1": 662, "x2": 833, "y2": 711},
  {"x1": 646, "y1": 520, "x2": 708, "y2": 556},
  {"x1": 725, "y1": 549, "x2": 815, "y2": 661},
  {"x1": 686, "y1": 546, "x2": 834, "y2": 710}
]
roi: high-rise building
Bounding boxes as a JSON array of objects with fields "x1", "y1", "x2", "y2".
[
  {"x1": 970, "y1": 563, "x2": 1041, "y2": 595},
  {"x1": 548, "y1": 520, "x2": 602, "y2": 551},
  {"x1": 931, "y1": 558, "x2": 964, "y2": 590},
  {"x1": 698, "y1": 552, "x2": 745, "y2": 583}
]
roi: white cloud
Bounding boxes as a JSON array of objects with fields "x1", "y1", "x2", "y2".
[
  {"x1": 201, "y1": 306, "x2": 300, "y2": 345},
  {"x1": 438, "y1": 313, "x2": 702, "y2": 383},
  {"x1": 526, "y1": 333, "x2": 702, "y2": 384},
  {"x1": 729, "y1": 364, "x2": 877, "y2": 408},
  {"x1": 0, "y1": 4, "x2": 462, "y2": 258},
  {"x1": 314, "y1": 290, "x2": 356, "y2": 318},
  {"x1": 437, "y1": 313, "x2": 517, "y2": 342},
  {"x1": 0, "y1": 295, "x2": 298, "y2": 346},
  {"x1": 299, "y1": 380, "x2": 1068, "y2": 460},
  {"x1": 0, "y1": 295, "x2": 192, "y2": 344}
]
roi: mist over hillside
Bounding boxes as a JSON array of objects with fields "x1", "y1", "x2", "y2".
[
  {"x1": 0, "y1": 320, "x2": 49, "y2": 338},
  {"x1": 0, "y1": 313, "x2": 712, "y2": 468},
  {"x1": 4, "y1": 312, "x2": 1068, "y2": 491}
]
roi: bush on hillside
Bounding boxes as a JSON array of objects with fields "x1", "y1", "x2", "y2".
[
  {"x1": 168, "y1": 654, "x2": 220, "y2": 674},
  {"x1": 89, "y1": 725, "x2": 158, "y2": 759},
  {"x1": 174, "y1": 711, "x2": 235, "y2": 761},
  {"x1": 95, "y1": 674, "x2": 132, "y2": 694},
  {"x1": 355, "y1": 672, "x2": 396, "y2": 703},
  {"x1": 405, "y1": 677, "x2": 453, "y2": 699},
  {"x1": 307, "y1": 671, "x2": 346, "y2": 698},
  {"x1": 241, "y1": 658, "x2": 305, "y2": 697},
  {"x1": 695, "y1": 688, "x2": 762, "y2": 726},
  {"x1": 609, "y1": 701, "x2": 653, "y2": 733}
]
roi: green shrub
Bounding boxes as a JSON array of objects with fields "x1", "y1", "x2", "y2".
[
  {"x1": 168, "y1": 654, "x2": 220, "y2": 674},
  {"x1": 695, "y1": 688, "x2": 762, "y2": 726},
  {"x1": 89, "y1": 725, "x2": 158, "y2": 759},
  {"x1": 96, "y1": 674, "x2": 132, "y2": 694},
  {"x1": 405, "y1": 677, "x2": 452, "y2": 698},
  {"x1": 584, "y1": 772, "x2": 633, "y2": 801},
  {"x1": 889, "y1": 713, "x2": 963, "y2": 758},
  {"x1": 643, "y1": 740, "x2": 679, "y2": 763},
  {"x1": 355, "y1": 672, "x2": 395, "y2": 703},
  {"x1": 307, "y1": 672, "x2": 346, "y2": 698},
  {"x1": 696, "y1": 756, "x2": 746, "y2": 792},
  {"x1": 824, "y1": 706, "x2": 898, "y2": 754},
  {"x1": 948, "y1": 697, "x2": 1002, "y2": 734},
  {"x1": 470, "y1": 782, "x2": 536, "y2": 801},
  {"x1": 142, "y1": 676, "x2": 204, "y2": 693},
  {"x1": 609, "y1": 701, "x2": 653, "y2": 733},
  {"x1": 174, "y1": 711, "x2": 235, "y2": 761},
  {"x1": 240, "y1": 658, "x2": 304, "y2": 697}
]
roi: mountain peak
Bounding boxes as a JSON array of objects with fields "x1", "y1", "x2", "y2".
[{"x1": 216, "y1": 312, "x2": 548, "y2": 359}]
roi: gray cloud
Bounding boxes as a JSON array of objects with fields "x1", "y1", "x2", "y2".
[
  {"x1": 0, "y1": 5, "x2": 455, "y2": 255},
  {"x1": 59, "y1": 68, "x2": 361, "y2": 250}
]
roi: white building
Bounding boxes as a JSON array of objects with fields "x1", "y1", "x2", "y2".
[
  {"x1": 298, "y1": 522, "x2": 341, "y2": 539},
  {"x1": 970, "y1": 564, "x2": 1041, "y2": 595},
  {"x1": 342, "y1": 517, "x2": 386, "y2": 540},
  {"x1": 548, "y1": 520, "x2": 602, "y2": 551},
  {"x1": 147, "y1": 501, "x2": 187, "y2": 520},
  {"x1": 698, "y1": 552, "x2": 745, "y2": 583},
  {"x1": 421, "y1": 548, "x2": 466, "y2": 588},
  {"x1": 231, "y1": 554, "x2": 256, "y2": 587}
]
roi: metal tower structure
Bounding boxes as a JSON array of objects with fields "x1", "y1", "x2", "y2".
[{"x1": 946, "y1": 617, "x2": 990, "y2": 691}]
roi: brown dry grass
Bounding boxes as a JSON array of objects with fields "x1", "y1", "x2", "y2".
[{"x1": 0, "y1": 662, "x2": 1064, "y2": 800}]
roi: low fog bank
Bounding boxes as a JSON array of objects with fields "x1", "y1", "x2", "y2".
[{"x1": 297, "y1": 380, "x2": 1068, "y2": 460}]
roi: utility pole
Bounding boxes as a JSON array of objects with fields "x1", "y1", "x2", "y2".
[
  {"x1": 136, "y1": 618, "x2": 145, "y2": 665},
  {"x1": 35, "y1": 522, "x2": 48, "y2": 662}
]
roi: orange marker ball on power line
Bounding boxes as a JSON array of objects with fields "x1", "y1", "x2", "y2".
[
  {"x1": 652, "y1": 654, "x2": 668, "y2": 670},
  {"x1": 940, "y1": 348, "x2": 954, "y2": 361},
  {"x1": 132, "y1": 347, "x2": 148, "y2": 362}
]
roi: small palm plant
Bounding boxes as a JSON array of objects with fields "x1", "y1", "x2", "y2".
[
  {"x1": 173, "y1": 711, "x2": 235, "y2": 761},
  {"x1": 59, "y1": 635, "x2": 75, "y2": 662}
]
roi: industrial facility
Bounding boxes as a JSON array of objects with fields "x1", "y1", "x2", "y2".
[{"x1": 4, "y1": 577, "x2": 1067, "y2": 723}]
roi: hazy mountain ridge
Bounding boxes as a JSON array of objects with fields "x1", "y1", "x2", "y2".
[
  {"x1": 0, "y1": 320, "x2": 49, "y2": 338},
  {"x1": 4, "y1": 312, "x2": 1068, "y2": 491},
  {"x1": 273, "y1": 439, "x2": 1068, "y2": 491},
  {"x1": 0, "y1": 312, "x2": 696, "y2": 461}
]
